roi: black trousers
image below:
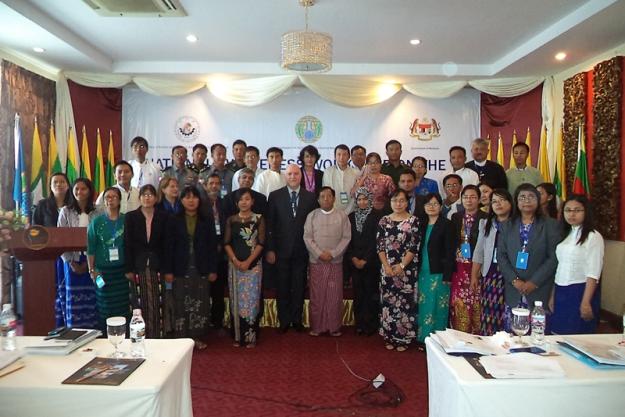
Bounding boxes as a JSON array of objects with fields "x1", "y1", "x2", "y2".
[
  {"x1": 351, "y1": 264, "x2": 380, "y2": 333},
  {"x1": 210, "y1": 258, "x2": 228, "y2": 328},
  {"x1": 276, "y1": 255, "x2": 308, "y2": 327}
]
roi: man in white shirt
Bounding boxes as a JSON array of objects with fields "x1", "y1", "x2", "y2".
[
  {"x1": 129, "y1": 136, "x2": 160, "y2": 189},
  {"x1": 350, "y1": 145, "x2": 367, "y2": 172},
  {"x1": 96, "y1": 160, "x2": 140, "y2": 213},
  {"x1": 322, "y1": 144, "x2": 359, "y2": 213},
  {"x1": 253, "y1": 147, "x2": 286, "y2": 197},
  {"x1": 440, "y1": 146, "x2": 479, "y2": 197},
  {"x1": 232, "y1": 146, "x2": 265, "y2": 191}
]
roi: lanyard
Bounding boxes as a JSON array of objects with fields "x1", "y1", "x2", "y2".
[
  {"x1": 105, "y1": 216, "x2": 120, "y2": 248},
  {"x1": 303, "y1": 170, "x2": 315, "y2": 193},
  {"x1": 519, "y1": 221, "x2": 533, "y2": 251}
]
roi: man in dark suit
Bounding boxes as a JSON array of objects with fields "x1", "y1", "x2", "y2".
[
  {"x1": 266, "y1": 164, "x2": 318, "y2": 333},
  {"x1": 465, "y1": 138, "x2": 507, "y2": 190},
  {"x1": 223, "y1": 168, "x2": 267, "y2": 219},
  {"x1": 398, "y1": 169, "x2": 426, "y2": 221}
]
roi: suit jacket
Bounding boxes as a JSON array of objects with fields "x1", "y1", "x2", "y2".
[
  {"x1": 472, "y1": 218, "x2": 501, "y2": 277},
  {"x1": 124, "y1": 208, "x2": 172, "y2": 274},
  {"x1": 199, "y1": 195, "x2": 227, "y2": 243},
  {"x1": 170, "y1": 213, "x2": 218, "y2": 277},
  {"x1": 497, "y1": 216, "x2": 560, "y2": 307},
  {"x1": 419, "y1": 216, "x2": 457, "y2": 282},
  {"x1": 222, "y1": 189, "x2": 268, "y2": 220},
  {"x1": 300, "y1": 168, "x2": 324, "y2": 196},
  {"x1": 450, "y1": 210, "x2": 488, "y2": 254},
  {"x1": 32, "y1": 197, "x2": 62, "y2": 227},
  {"x1": 266, "y1": 187, "x2": 318, "y2": 258},
  {"x1": 465, "y1": 160, "x2": 507, "y2": 190}
]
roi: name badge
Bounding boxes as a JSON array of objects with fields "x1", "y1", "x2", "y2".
[
  {"x1": 339, "y1": 191, "x2": 349, "y2": 204},
  {"x1": 95, "y1": 275, "x2": 105, "y2": 289},
  {"x1": 516, "y1": 251, "x2": 529, "y2": 270},
  {"x1": 215, "y1": 223, "x2": 222, "y2": 236},
  {"x1": 460, "y1": 242, "x2": 472, "y2": 259},
  {"x1": 220, "y1": 188, "x2": 228, "y2": 198},
  {"x1": 108, "y1": 248, "x2": 119, "y2": 261},
  {"x1": 492, "y1": 248, "x2": 498, "y2": 264}
]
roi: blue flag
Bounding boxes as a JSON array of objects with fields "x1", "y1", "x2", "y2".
[{"x1": 13, "y1": 114, "x2": 30, "y2": 217}]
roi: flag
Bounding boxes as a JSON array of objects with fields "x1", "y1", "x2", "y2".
[
  {"x1": 106, "y1": 130, "x2": 115, "y2": 187},
  {"x1": 553, "y1": 124, "x2": 567, "y2": 200},
  {"x1": 94, "y1": 128, "x2": 106, "y2": 195},
  {"x1": 486, "y1": 133, "x2": 492, "y2": 160},
  {"x1": 30, "y1": 117, "x2": 45, "y2": 201},
  {"x1": 496, "y1": 132, "x2": 505, "y2": 167},
  {"x1": 13, "y1": 114, "x2": 30, "y2": 216},
  {"x1": 509, "y1": 130, "x2": 518, "y2": 169},
  {"x1": 525, "y1": 127, "x2": 532, "y2": 167},
  {"x1": 48, "y1": 120, "x2": 62, "y2": 180},
  {"x1": 80, "y1": 126, "x2": 92, "y2": 180},
  {"x1": 66, "y1": 126, "x2": 80, "y2": 183},
  {"x1": 572, "y1": 123, "x2": 590, "y2": 196},
  {"x1": 537, "y1": 124, "x2": 551, "y2": 182}
]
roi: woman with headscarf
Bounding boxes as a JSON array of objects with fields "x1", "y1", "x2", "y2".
[{"x1": 347, "y1": 187, "x2": 383, "y2": 335}]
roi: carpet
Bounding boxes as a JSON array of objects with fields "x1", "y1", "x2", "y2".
[{"x1": 190, "y1": 328, "x2": 429, "y2": 417}]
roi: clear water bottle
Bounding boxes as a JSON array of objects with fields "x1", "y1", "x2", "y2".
[
  {"x1": 129, "y1": 309, "x2": 146, "y2": 358},
  {"x1": 0, "y1": 304, "x2": 17, "y2": 351},
  {"x1": 531, "y1": 301, "x2": 546, "y2": 345}
]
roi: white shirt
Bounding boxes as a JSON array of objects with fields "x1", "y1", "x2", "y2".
[
  {"x1": 322, "y1": 165, "x2": 360, "y2": 213},
  {"x1": 130, "y1": 159, "x2": 161, "y2": 188},
  {"x1": 440, "y1": 167, "x2": 479, "y2": 198},
  {"x1": 252, "y1": 170, "x2": 286, "y2": 197},
  {"x1": 231, "y1": 167, "x2": 266, "y2": 191},
  {"x1": 95, "y1": 184, "x2": 141, "y2": 214},
  {"x1": 555, "y1": 226, "x2": 604, "y2": 285}
]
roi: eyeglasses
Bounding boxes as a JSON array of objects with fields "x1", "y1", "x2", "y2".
[
  {"x1": 491, "y1": 198, "x2": 508, "y2": 205},
  {"x1": 445, "y1": 183, "x2": 460, "y2": 189},
  {"x1": 390, "y1": 199, "x2": 407, "y2": 204},
  {"x1": 132, "y1": 144, "x2": 147, "y2": 150},
  {"x1": 518, "y1": 195, "x2": 537, "y2": 202},
  {"x1": 564, "y1": 208, "x2": 585, "y2": 214},
  {"x1": 141, "y1": 193, "x2": 156, "y2": 198},
  {"x1": 413, "y1": 164, "x2": 426, "y2": 169},
  {"x1": 425, "y1": 202, "x2": 440, "y2": 208},
  {"x1": 462, "y1": 195, "x2": 478, "y2": 200},
  {"x1": 173, "y1": 152, "x2": 187, "y2": 158}
]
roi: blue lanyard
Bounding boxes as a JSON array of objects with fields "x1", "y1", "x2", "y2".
[
  {"x1": 105, "y1": 216, "x2": 121, "y2": 248},
  {"x1": 519, "y1": 222, "x2": 532, "y2": 251}
]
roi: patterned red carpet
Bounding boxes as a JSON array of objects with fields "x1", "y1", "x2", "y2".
[{"x1": 190, "y1": 328, "x2": 429, "y2": 417}]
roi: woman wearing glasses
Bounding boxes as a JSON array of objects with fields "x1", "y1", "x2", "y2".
[
  {"x1": 497, "y1": 183, "x2": 560, "y2": 322},
  {"x1": 550, "y1": 195, "x2": 604, "y2": 334},
  {"x1": 376, "y1": 189, "x2": 420, "y2": 351},
  {"x1": 352, "y1": 153, "x2": 396, "y2": 211},
  {"x1": 449, "y1": 185, "x2": 487, "y2": 334}
]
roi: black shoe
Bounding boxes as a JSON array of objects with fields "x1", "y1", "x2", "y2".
[
  {"x1": 356, "y1": 328, "x2": 364, "y2": 336},
  {"x1": 293, "y1": 323, "x2": 305, "y2": 332},
  {"x1": 278, "y1": 324, "x2": 289, "y2": 334}
]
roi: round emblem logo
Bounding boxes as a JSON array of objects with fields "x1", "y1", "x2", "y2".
[
  {"x1": 175, "y1": 116, "x2": 200, "y2": 143},
  {"x1": 295, "y1": 115, "x2": 323, "y2": 144}
]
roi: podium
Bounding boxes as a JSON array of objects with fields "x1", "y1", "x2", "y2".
[{"x1": 10, "y1": 227, "x2": 87, "y2": 335}]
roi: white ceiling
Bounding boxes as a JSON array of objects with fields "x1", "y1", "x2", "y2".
[{"x1": 1, "y1": 0, "x2": 625, "y2": 82}]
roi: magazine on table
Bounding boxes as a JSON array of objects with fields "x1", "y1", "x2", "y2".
[
  {"x1": 560, "y1": 336, "x2": 625, "y2": 367},
  {"x1": 62, "y1": 357, "x2": 145, "y2": 386},
  {"x1": 24, "y1": 328, "x2": 101, "y2": 355},
  {"x1": 431, "y1": 328, "x2": 510, "y2": 356}
]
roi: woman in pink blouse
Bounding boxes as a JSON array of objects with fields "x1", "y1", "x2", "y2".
[{"x1": 352, "y1": 152, "x2": 396, "y2": 211}]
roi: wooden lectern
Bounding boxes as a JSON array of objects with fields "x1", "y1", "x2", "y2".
[{"x1": 10, "y1": 227, "x2": 87, "y2": 335}]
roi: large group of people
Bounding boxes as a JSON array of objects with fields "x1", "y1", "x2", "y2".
[{"x1": 31, "y1": 136, "x2": 605, "y2": 351}]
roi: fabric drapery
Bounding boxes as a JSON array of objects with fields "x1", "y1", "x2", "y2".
[
  {"x1": 208, "y1": 75, "x2": 297, "y2": 106},
  {"x1": 402, "y1": 80, "x2": 467, "y2": 98},
  {"x1": 300, "y1": 75, "x2": 402, "y2": 107}
]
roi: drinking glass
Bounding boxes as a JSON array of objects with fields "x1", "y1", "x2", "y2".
[
  {"x1": 511, "y1": 308, "x2": 530, "y2": 345},
  {"x1": 106, "y1": 316, "x2": 126, "y2": 358}
]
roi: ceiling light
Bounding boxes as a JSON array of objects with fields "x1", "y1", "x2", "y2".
[
  {"x1": 409, "y1": 39, "x2": 421, "y2": 46},
  {"x1": 32, "y1": 47, "x2": 45, "y2": 53},
  {"x1": 555, "y1": 52, "x2": 567, "y2": 61},
  {"x1": 186, "y1": 34, "x2": 198, "y2": 43},
  {"x1": 281, "y1": 0, "x2": 333, "y2": 72}
]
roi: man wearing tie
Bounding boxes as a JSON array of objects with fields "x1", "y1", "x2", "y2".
[{"x1": 266, "y1": 164, "x2": 318, "y2": 333}]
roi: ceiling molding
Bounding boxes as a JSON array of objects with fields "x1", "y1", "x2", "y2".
[{"x1": 0, "y1": 46, "x2": 59, "y2": 80}]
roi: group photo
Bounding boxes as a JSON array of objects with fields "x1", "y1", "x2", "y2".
[{"x1": 1, "y1": 1, "x2": 625, "y2": 417}]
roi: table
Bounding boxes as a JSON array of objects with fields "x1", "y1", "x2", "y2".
[
  {"x1": 0, "y1": 337, "x2": 194, "y2": 417},
  {"x1": 426, "y1": 334, "x2": 625, "y2": 417}
]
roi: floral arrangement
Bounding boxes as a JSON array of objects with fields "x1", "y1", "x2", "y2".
[{"x1": 0, "y1": 209, "x2": 28, "y2": 250}]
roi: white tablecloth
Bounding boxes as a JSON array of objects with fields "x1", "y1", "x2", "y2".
[
  {"x1": 0, "y1": 337, "x2": 194, "y2": 417},
  {"x1": 426, "y1": 334, "x2": 625, "y2": 417}
]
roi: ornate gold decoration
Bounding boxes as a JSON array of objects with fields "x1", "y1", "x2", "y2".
[
  {"x1": 592, "y1": 57, "x2": 622, "y2": 239},
  {"x1": 563, "y1": 73, "x2": 586, "y2": 195}
]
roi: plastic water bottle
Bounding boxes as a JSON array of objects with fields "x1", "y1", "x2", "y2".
[
  {"x1": 531, "y1": 301, "x2": 546, "y2": 345},
  {"x1": 0, "y1": 304, "x2": 17, "y2": 351},
  {"x1": 129, "y1": 309, "x2": 146, "y2": 357}
]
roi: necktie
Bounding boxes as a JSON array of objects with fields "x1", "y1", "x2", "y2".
[{"x1": 290, "y1": 191, "x2": 297, "y2": 217}]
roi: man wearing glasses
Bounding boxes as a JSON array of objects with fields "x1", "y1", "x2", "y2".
[
  {"x1": 161, "y1": 145, "x2": 198, "y2": 187},
  {"x1": 439, "y1": 146, "x2": 479, "y2": 198},
  {"x1": 441, "y1": 174, "x2": 463, "y2": 219},
  {"x1": 129, "y1": 136, "x2": 161, "y2": 188}
]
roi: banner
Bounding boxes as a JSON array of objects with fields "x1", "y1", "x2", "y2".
[{"x1": 122, "y1": 86, "x2": 480, "y2": 182}]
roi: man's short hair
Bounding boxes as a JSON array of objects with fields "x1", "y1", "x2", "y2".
[
  {"x1": 399, "y1": 169, "x2": 417, "y2": 181},
  {"x1": 207, "y1": 173, "x2": 221, "y2": 182},
  {"x1": 472, "y1": 138, "x2": 489, "y2": 147},
  {"x1": 443, "y1": 173, "x2": 463, "y2": 186},
  {"x1": 171, "y1": 145, "x2": 186, "y2": 155},
  {"x1": 232, "y1": 139, "x2": 247, "y2": 148},
  {"x1": 245, "y1": 146, "x2": 260, "y2": 157},
  {"x1": 239, "y1": 167, "x2": 255, "y2": 177},
  {"x1": 266, "y1": 147, "x2": 283, "y2": 157},
  {"x1": 114, "y1": 160, "x2": 134, "y2": 175},
  {"x1": 192, "y1": 143, "x2": 208, "y2": 153},
  {"x1": 334, "y1": 144, "x2": 350, "y2": 155},
  {"x1": 385, "y1": 139, "x2": 402, "y2": 150},
  {"x1": 351, "y1": 145, "x2": 366, "y2": 154},
  {"x1": 210, "y1": 143, "x2": 226, "y2": 154},
  {"x1": 512, "y1": 142, "x2": 530, "y2": 153},
  {"x1": 449, "y1": 146, "x2": 466, "y2": 156},
  {"x1": 130, "y1": 136, "x2": 148, "y2": 149}
]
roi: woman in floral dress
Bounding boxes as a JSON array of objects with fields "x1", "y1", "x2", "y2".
[{"x1": 376, "y1": 189, "x2": 420, "y2": 351}]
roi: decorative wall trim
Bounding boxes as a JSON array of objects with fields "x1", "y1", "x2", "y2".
[{"x1": 563, "y1": 73, "x2": 586, "y2": 195}]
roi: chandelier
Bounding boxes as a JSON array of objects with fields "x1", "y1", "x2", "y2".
[{"x1": 281, "y1": 0, "x2": 332, "y2": 72}]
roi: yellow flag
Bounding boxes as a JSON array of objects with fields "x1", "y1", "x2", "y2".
[
  {"x1": 537, "y1": 125, "x2": 551, "y2": 182},
  {"x1": 106, "y1": 130, "x2": 115, "y2": 187},
  {"x1": 509, "y1": 130, "x2": 518, "y2": 169},
  {"x1": 486, "y1": 133, "x2": 492, "y2": 160},
  {"x1": 553, "y1": 124, "x2": 567, "y2": 200},
  {"x1": 94, "y1": 128, "x2": 106, "y2": 195},
  {"x1": 48, "y1": 121, "x2": 62, "y2": 179},
  {"x1": 66, "y1": 126, "x2": 80, "y2": 183},
  {"x1": 80, "y1": 126, "x2": 92, "y2": 180},
  {"x1": 525, "y1": 127, "x2": 532, "y2": 167},
  {"x1": 496, "y1": 132, "x2": 505, "y2": 167},
  {"x1": 30, "y1": 117, "x2": 44, "y2": 195}
]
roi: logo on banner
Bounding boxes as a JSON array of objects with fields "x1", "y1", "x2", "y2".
[
  {"x1": 175, "y1": 116, "x2": 200, "y2": 143},
  {"x1": 295, "y1": 115, "x2": 323, "y2": 144},
  {"x1": 409, "y1": 117, "x2": 441, "y2": 141}
]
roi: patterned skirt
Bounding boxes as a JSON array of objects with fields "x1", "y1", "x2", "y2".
[
  {"x1": 416, "y1": 267, "x2": 450, "y2": 342},
  {"x1": 61, "y1": 255, "x2": 97, "y2": 328},
  {"x1": 173, "y1": 263, "x2": 211, "y2": 339},
  {"x1": 450, "y1": 260, "x2": 481, "y2": 334},
  {"x1": 130, "y1": 267, "x2": 165, "y2": 339},
  {"x1": 480, "y1": 262, "x2": 505, "y2": 336},
  {"x1": 95, "y1": 264, "x2": 131, "y2": 332},
  {"x1": 229, "y1": 262, "x2": 262, "y2": 345},
  {"x1": 379, "y1": 267, "x2": 418, "y2": 347}
]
